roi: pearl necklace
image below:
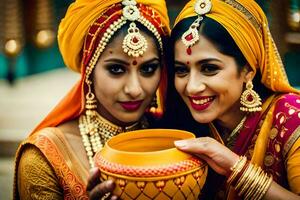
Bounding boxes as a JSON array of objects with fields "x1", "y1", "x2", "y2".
[
  {"x1": 79, "y1": 112, "x2": 147, "y2": 167},
  {"x1": 226, "y1": 115, "x2": 247, "y2": 148}
]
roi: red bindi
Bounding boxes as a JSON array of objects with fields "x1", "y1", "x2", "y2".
[
  {"x1": 132, "y1": 60, "x2": 138, "y2": 65},
  {"x1": 109, "y1": 50, "x2": 113, "y2": 54},
  {"x1": 186, "y1": 61, "x2": 190, "y2": 65}
]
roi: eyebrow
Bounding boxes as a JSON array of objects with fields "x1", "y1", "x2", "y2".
[
  {"x1": 104, "y1": 57, "x2": 160, "y2": 65},
  {"x1": 141, "y1": 58, "x2": 160, "y2": 65},
  {"x1": 104, "y1": 58, "x2": 129, "y2": 65},
  {"x1": 174, "y1": 58, "x2": 222, "y2": 66}
]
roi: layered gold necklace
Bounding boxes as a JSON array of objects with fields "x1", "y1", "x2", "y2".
[{"x1": 79, "y1": 112, "x2": 148, "y2": 167}]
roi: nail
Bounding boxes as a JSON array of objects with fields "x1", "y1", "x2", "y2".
[
  {"x1": 174, "y1": 140, "x2": 187, "y2": 148},
  {"x1": 111, "y1": 195, "x2": 118, "y2": 200}
]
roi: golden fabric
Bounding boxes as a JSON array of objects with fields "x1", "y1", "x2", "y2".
[
  {"x1": 286, "y1": 133, "x2": 300, "y2": 194},
  {"x1": 18, "y1": 146, "x2": 63, "y2": 200},
  {"x1": 174, "y1": 0, "x2": 298, "y2": 94},
  {"x1": 14, "y1": 128, "x2": 89, "y2": 199}
]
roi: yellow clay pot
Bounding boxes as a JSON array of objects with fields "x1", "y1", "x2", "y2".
[{"x1": 94, "y1": 129, "x2": 207, "y2": 200}]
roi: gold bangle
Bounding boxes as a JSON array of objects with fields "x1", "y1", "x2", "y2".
[
  {"x1": 227, "y1": 156, "x2": 247, "y2": 185},
  {"x1": 238, "y1": 164, "x2": 258, "y2": 196},
  {"x1": 256, "y1": 175, "x2": 273, "y2": 200},
  {"x1": 251, "y1": 172, "x2": 269, "y2": 200},
  {"x1": 244, "y1": 166, "x2": 263, "y2": 199},
  {"x1": 235, "y1": 164, "x2": 253, "y2": 191}
]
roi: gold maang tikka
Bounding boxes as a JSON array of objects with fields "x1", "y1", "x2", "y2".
[
  {"x1": 122, "y1": 0, "x2": 148, "y2": 57},
  {"x1": 181, "y1": 0, "x2": 212, "y2": 55}
]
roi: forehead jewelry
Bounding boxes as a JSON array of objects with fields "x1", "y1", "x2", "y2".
[
  {"x1": 181, "y1": 0, "x2": 212, "y2": 55},
  {"x1": 122, "y1": 0, "x2": 148, "y2": 57}
]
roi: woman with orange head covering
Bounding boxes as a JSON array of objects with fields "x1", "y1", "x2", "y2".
[
  {"x1": 13, "y1": 0, "x2": 170, "y2": 199},
  {"x1": 168, "y1": 0, "x2": 300, "y2": 199}
]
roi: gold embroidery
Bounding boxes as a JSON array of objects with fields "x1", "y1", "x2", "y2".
[
  {"x1": 26, "y1": 129, "x2": 89, "y2": 199},
  {"x1": 283, "y1": 126, "x2": 300, "y2": 158},
  {"x1": 285, "y1": 102, "x2": 300, "y2": 113},
  {"x1": 269, "y1": 128, "x2": 278, "y2": 140},
  {"x1": 264, "y1": 154, "x2": 275, "y2": 166},
  {"x1": 222, "y1": 0, "x2": 261, "y2": 32},
  {"x1": 275, "y1": 144, "x2": 281, "y2": 153}
]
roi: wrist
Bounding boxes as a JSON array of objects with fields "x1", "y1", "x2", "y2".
[
  {"x1": 226, "y1": 154, "x2": 241, "y2": 176},
  {"x1": 227, "y1": 156, "x2": 248, "y2": 183}
]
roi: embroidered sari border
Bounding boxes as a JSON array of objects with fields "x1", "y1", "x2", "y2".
[
  {"x1": 283, "y1": 125, "x2": 300, "y2": 158},
  {"x1": 222, "y1": 0, "x2": 261, "y2": 32},
  {"x1": 41, "y1": 128, "x2": 89, "y2": 184}
]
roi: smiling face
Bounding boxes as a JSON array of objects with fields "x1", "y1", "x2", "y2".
[
  {"x1": 174, "y1": 35, "x2": 249, "y2": 125},
  {"x1": 93, "y1": 31, "x2": 161, "y2": 126}
]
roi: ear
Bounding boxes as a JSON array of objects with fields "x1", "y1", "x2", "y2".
[{"x1": 241, "y1": 65, "x2": 254, "y2": 83}]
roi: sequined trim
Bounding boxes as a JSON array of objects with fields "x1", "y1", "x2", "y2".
[
  {"x1": 283, "y1": 126, "x2": 300, "y2": 158},
  {"x1": 222, "y1": 0, "x2": 261, "y2": 32}
]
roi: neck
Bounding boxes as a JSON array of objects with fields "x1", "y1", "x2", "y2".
[
  {"x1": 79, "y1": 111, "x2": 148, "y2": 168},
  {"x1": 215, "y1": 103, "x2": 246, "y2": 132},
  {"x1": 96, "y1": 112, "x2": 142, "y2": 132},
  {"x1": 96, "y1": 105, "x2": 140, "y2": 127}
]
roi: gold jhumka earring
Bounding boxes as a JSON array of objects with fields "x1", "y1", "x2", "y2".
[{"x1": 240, "y1": 80, "x2": 262, "y2": 112}]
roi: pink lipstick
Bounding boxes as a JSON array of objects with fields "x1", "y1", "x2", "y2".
[{"x1": 120, "y1": 100, "x2": 143, "y2": 111}]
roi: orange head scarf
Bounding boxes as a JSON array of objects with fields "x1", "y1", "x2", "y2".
[
  {"x1": 174, "y1": 0, "x2": 299, "y2": 94},
  {"x1": 32, "y1": 0, "x2": 170, "y2": 134}
]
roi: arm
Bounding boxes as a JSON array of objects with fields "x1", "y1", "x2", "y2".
[
  {"x1": 18, "y1": 145, "x2": 63, "y2": 200},
  {"x1": 175, "y1": 137, "x2": 300, "y2": 200}
]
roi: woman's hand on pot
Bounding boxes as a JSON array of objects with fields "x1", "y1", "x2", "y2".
[
  {"x1": 174, "y1": 137, "x2": 239, "y2": 176},
  {"x1": 87, "y1": 168, "x2": 118, "y2": 200}
]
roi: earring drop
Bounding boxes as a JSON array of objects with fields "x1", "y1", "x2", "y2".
[{"x1": 240, "y1": 81, "x2": 262, "y2": 112}]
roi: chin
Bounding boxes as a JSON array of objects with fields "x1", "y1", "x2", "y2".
[
  {"x1": 191, "y1": 113, "x2": 214, "y2": 124},
  {"x1": 118, "y1": 113, "x2": 143, "y2": 124}
]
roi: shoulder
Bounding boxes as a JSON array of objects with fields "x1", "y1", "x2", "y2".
[
  {"x1": 273, "y1": 93, "x2": 300, "y2": 111},
  {"x1": 18, "y1": 145, "x2": 56, "y2": 177},
  {"x1": 269, "y1": 93, "x2": 300, "y2": 122},
  {"x1": 270, "y1": 93, "x2": 300, "y2": 157},
  {"x1": 57, "y1": 118, "x2": 80, "y2": 136},
  {"x1": 17, "y1": 145, "x2": 63, "y2": 198},
  {"x1": 25, "y1": 119, "x2": 80, "y2": 144}
]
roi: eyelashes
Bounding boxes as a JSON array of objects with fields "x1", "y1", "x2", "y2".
[
  {"x1": 174, "y1": 64, "x2": 220, "y2": 77},
  {"x1": 106, "y1": 63, "x2": 160, "y2": 76}
]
